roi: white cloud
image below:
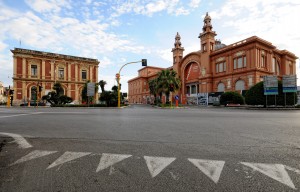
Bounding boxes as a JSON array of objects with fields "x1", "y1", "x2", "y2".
[
  {"x1": 24, "y1": 0, "x2": 72, "y2": 13},
  {"x1": 175, "y1": 7, "x2": 190, "y2": 16},
  {"x1": 189, "y1": 0, "x2": 201, "y2": 8}
]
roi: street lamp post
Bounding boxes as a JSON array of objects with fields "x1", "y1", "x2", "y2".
[{"x1": 116, "y1": 59, "x2": 147, "y2": 108}]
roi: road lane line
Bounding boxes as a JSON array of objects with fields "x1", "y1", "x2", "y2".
[
  {"x1": 0, "y1": 112, "x2": 44, "y2": 118},
  {"x1": 96, "y1": 153, "x2": 132, "y2": 172},
  {"x1": 0, "y1": 132, "x2": 32, "y2": 148},
  {"x1": 144, "y1": 156, "x2": 176, "y2": 178},
  {"x1": 10, "y1": 150, "x2": 57, "y2": 166},
  {"x1": 47, "y1": 151, "x2": 91, "y2": 169},
  {"x1": 188, "y1": 159, "x2": 225, "y2": 184},
  {"x1": 241, "y1": 162, "x2": 296, "y2": 189}
]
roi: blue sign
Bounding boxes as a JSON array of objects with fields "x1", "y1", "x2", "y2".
[{"x1": 175, "y1": 95, "x2": 179, "y2": 100}]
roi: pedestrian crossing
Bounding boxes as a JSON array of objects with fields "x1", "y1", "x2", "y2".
[{"x1": 8, "y1": 149, "x2": 300, "y2": 190}]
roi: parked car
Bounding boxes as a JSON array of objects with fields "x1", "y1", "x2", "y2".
[{"x1": 20, "y1": 101, "x2": 46, "y2": 106}]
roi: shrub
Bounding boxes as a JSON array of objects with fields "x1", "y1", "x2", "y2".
[
  {"x1": 245, "y1": 81, "x2": 297, "y2": 106},
  {"x1": 220, "y1": 91, "x2": 244, "y2": 105}
]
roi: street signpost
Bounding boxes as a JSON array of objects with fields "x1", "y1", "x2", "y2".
[
  {"x1": 263, "y1": 76, "x2": 278, "y2": 107},
  {"x1": 282, "y1": 75, "x2": 297, "y2": 106}
]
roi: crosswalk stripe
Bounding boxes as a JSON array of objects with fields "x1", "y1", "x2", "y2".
[
  {"x1": 10, "y1": 150, "x2": 57, "y2": 166},
  {"x1": 188, "y1": 159, "x2": 225, "y2": 184},
  {"x1": 47, "y1": 151, "x2": 91, "y2": 169},
  {"x1": 241, "y1": 162, "x2": 296, "y2": 189},
  {"x1": 96, "y1": 153, "x2": 132, "y2": 172},
  {"x1": 144, "y1": 156, "x2": 176, "y2": 178}
]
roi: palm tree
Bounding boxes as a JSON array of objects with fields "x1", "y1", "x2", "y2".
[
  {"x1": 156, "y1": 69, "x2": 180, "y2": 103},
  {"x1": 149, "y1": 78, "x2": 158, "y2": 104},
  {"x1": 99, "y1": 80, "x2": 107, "y2": 93}
]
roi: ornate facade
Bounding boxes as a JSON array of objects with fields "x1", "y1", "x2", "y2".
[
  {"x1": 12, "y1": 48, "x2": 100, "y2": 105},
  {"x1": 128, "y1": 13, "x2": 298, "y2": 105},
  {"x1": 128, "y1": 66, "x2": 166, "y2": 104}
]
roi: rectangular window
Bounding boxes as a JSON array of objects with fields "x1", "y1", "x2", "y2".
[
  {"x1": 237, "y1": 57, "x2": 243, "y2": 68},
  {"x1": 58, "y1": 68, "x2": 64, "y2": 79},
  {"x1": 216, "y1": 64, "x2": 219, "y2": 73},
  {"x1": 261, "y1": 55, "x2": 265, "y2": 67},
  {"x1": 234, "y1": 59, "x2": 237, "y2": 69},
  {"x1": 219, "y1": 63, "x2": 223, "y2": 72},
  {"x1": 234, "y1": 56, "x2": 246, "y2": 69},
  {"x1": 82, "y1": 70, "x2": 87, "y2": 80},
  {"x1": 31, "y1": 65, "x2": 37, "y2": 76}
]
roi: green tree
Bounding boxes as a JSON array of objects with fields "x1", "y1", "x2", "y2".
[
  {"x1": 99, "y1": 80, "x2": 107, "y2": 93},
  {"x1": 149, "y1": 78, "x2": 158, "y2": 104},
  {"x1": 245, "y1": 81, "x2": 297, "y2": 106},
  {"x1": 42, "y1": 83, "x2": 72, "y2": 106},
  {"x1": 220, "y1": 91, "x2": 244, "y2": 105},
  {"x1": 156, "y1": 69, "x2": 181, "y2": 103}
]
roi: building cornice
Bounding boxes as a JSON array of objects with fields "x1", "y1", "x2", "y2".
[{"x1": 11, "y1": 48, "x2": 100, "y2": 65}]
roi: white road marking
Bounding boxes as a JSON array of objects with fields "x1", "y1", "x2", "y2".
[
  {"x1": 188, "y1": 159, "x2": 225, "y2": 184},
  {"x1": 285, "y1": 165, "x2": 300, "y2": 175},
  {"x1": 96, "y1": 153, "x2": 132, "y2": 172},
  {"x1": 241, "y1": 162, "x2": 296, "y2": 189},
  {"x1": 0, "y1": 132, "x2": 32, "y2": 148},
  {"x1": 0, "y1": 112, "x2": 44, "y2": 118},
  {"x1": 144, "y1": 156, "x2": 176, "y2": 178},
  {"x1": 47, "y1": 151, "x2": 91, "y2": 169},
  {"x1": 10, "y1": 150, "x2": 57, "y2": 166}
]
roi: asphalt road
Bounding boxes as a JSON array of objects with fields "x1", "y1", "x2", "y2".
[{"x1": 0, "y1": 105, "x2": 299, "y2": 192}]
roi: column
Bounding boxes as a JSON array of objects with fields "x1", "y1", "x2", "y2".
[
  {"x1": 75, "y1": 84, "x2": 78, "y2": 102},
  {"x1": 13, "y1": 57, "x2": 17, "y2": 77},
  {"x1": 95, "y1": 66, "x2": 98, "y2": 83},
  {"x1": 68, "y1": 63, "x2": 71, "y2": 81},
  {"x1": 42, "y1": 82, "x2": 45, "y2": 96},
  {"x1": 75, "y1": 64, "x2": 78, "y2": 82},
  {"x1": 42, "y1": 60, "x2": 45, "y2": 80},
  {"x1": 89, "y1": 65, "x2": 93, "y2": 81},
  {"x1": 22, "y1": 58, "x2": 26, "y2": 78},
  {"x1": 67, "y1": 84, "x2": 71, "y2": 97}
]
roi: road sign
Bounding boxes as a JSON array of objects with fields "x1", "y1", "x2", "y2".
[
  {"x1": 175, "y1": 95, "x2": 179, "y2": 100},
  {"x1": 282, "y1": 75, "x2": 297, "y2": 93},
  {"x1": 87, "y1": 82, "x2": 95, "y2": 97},
  {"x1": 264, "y1": 76, "x2": 278, "y2": 95}
]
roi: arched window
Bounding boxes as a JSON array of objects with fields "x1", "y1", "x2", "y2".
[
  {"x1": 235, "y1": 80, "x2": 245, "y2": 91},
  {"x1": 217, "y1": 83, "x2": 225, "y2": 92},
  {"x1": 31, "y1": 86, "x2": 37, "y2": 100}
]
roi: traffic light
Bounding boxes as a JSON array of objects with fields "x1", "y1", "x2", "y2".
[
  {"x1": 142, "y1": 59, "x2": 147, "y2": 66},
  {"x1": 169, "y1": 84, "x2": 174, "y2": 92},
  {"x1": 39, "y1": 86, "x2": 43, "y2": 92},
  {"x1": 9, "y1": 90, "x2": 14, "y2": 95}
]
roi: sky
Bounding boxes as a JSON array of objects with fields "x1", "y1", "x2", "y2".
[{"x1": 0, "y1": 0, "x2": 299, "y2": 92}]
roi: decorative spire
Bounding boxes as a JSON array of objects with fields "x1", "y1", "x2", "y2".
[
  {"x1": 202, "y1": 12, "x2": 212, "y2": 32},
  {"x1": 174, "y1": 32, "x2": 182, "y2": 48}
]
